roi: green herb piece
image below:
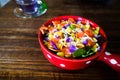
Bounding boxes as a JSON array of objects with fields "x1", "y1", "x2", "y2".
[
  {"x1": 73, "y1": 48, "x2": 85, "y2": 58},
  {"x1": 81, "y1": 46, "x2": 95, "y2": 57},
  {"x1": 73, "y1": 46, "x2": 96, "y2": 58},
  {"x1": 70, "y1": 24, "x2": 76, "y2": 29}
]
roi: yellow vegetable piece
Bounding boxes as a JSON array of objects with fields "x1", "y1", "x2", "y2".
[
  {"x1": 57, "y1": 43, "x2": 63, "y2": 50},
  {"x1": 57, "y1": 52, "x2": 64, "y2": 57},
  {"x1": 56, "y1": 31, "x2": 62, "y2": 37},
  {"x1": 92, "y1": 37, "x2": 97, "y2": 42},
  {"x1": 65, "y1": 54, "x2": 71, "y2": 58},
  {"x1": 76, "y1": 43, "x2": 84, "y2": 48},
  {"x1": 71, "y1": 33, "x2": 75, "y2": 37},
  {"x1": 85, "y1": 24, "x2": 90, "y2": 30},
  {"x1": 66, "y1": 27, "x2": 72, "y2": 33},
  {"x1": 93, "y1": 27, "x2": 100, "y2": 35},
  {"x1": 48, "y1": 34, "x2": 53, "y2": 40},
  {"x1": 57, "y1": 24, "x2": 62, "y2": 30}
]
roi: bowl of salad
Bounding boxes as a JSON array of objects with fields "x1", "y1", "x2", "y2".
[{"x1": 38, "y1": 16, "x2": 120, "y2": 71}]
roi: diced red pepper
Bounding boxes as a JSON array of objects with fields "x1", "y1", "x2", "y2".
[
  {"x1": 62, "y1": 47, "x2": 71, "y2": 58},
  {"x1": 51, "y1": 38, "x2": 59, "y2": 43},
  {"x1": 76, "y1": 32, "x2": 85, "y2": 38},
  {"x1": 87, "y1": 39, "x2": 95, "y2": 46},
  {"x1": 84, "y1": 30, "x2": 94, "y2": 37}
]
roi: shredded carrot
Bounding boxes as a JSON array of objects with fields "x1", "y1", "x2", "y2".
[
  {"x1": 52, "y1": 21, "x2": 60, "y2": 26},
  {"x1": 48, "y1": 27, "x2": 54, "y2": 33},
  {"x1": 40, "y1": 25, "x2": 48, "y2": 34},
  {"x1": 68, "y1": 18, "x2": 75, "y2": 23},
  {"x1": 72, "y1": 23, "x2": 80, "y2": 28},
  {"x1": 60, "y1": 22, "x2": 66, "y2": 27}
]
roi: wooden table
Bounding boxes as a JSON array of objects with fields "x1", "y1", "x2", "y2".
[{"x1": 0, "y1": 0, "x2": 120, "y2": 80}]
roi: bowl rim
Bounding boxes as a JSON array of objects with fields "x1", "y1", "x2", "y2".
[{"x1": 38, "y1": 15, "x2": 107, "y2": 62}]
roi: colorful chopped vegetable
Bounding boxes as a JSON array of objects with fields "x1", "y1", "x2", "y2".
[{"x1": 40, "y1": 18, "x2": 101, "y2": 59}]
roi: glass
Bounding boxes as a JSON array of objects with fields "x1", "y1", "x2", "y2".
[
  {"x1": 14, "y1": 0, "x2": 47, "y2": 18},
  {"x1": 0, "y1": 0, "x2": 10, "y2": 8}
]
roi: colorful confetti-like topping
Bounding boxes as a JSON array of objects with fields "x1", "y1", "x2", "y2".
[{"x1": 40, "y1": 18, "x2": 101, "y2": 58}]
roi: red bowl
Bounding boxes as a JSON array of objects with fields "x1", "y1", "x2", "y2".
[{"x1": 38, "y1": 16, "x2": 120, "y2": 71}]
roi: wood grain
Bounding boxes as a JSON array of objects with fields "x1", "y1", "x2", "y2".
[{"x1": 0, "y1": 0, "x2": 120, "y2": 80}]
